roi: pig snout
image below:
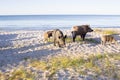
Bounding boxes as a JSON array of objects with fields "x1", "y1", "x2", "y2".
[{"x1": 88, "y1": 29, "x2": 93, "y2": 32}]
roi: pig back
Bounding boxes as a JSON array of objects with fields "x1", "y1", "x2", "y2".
[
  {"x1": 52, "y1": 29, "x2": 63, "y2": 40},
  {"x1": 72, "y1": 25, "x2": 88, "y2": 34}
]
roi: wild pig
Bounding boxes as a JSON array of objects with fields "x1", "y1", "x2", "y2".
[
  {"x1": 44, "y1": 30, "x2": 53, "y2": 41},
  {"x1": 71, "y1": 25, "x2": 93, "y2": 42},
  {"x1": 52, "y1": 29, "x2": 67, "y2": 47},
  {"x1": 101, "y1": 35, "x2": 117, "y2": 45}
]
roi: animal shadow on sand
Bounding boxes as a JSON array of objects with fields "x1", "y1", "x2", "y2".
[
  {"x1": 114, "y1": 34, "x2": 120, "y2": 43},
  {"x1": 0, "y1": 34, "x2": 18, "y2": 48},
  {"x1": 0, "y1": 41, "x2": 61, "y2": 71},
  {"x1": 83, "y1": 34, "x2": 101, "y2": 46},
  {"x1": 0, "y1": 32, "x2": 60, "y2": 71}
]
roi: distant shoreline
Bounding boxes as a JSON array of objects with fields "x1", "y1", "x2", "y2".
[
  {"x1": 1, "y1": 14, "x2": 120, "y2": 16},
  {"x1": 0, "y1": 26, "x2": 120, "y2": 31},
  {"x1": 0, "y1": 15, "x2": 120, "y2": 20}
]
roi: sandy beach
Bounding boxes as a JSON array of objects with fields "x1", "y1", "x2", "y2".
[{"x1": 0, "y1": 28, "x2": 120, "y2": 79}]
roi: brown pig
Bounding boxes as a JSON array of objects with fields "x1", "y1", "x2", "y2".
[
  {"x1": 101, "y1": 35, "x2": 117, "y2": 45},
  {"x1": 52, "y1": 29, "x2": 67, "y2": 47},
  {"x1": 71, "y1": 25, "x2": 93, "y2": 42},
  {"x1": 44, "y1": 30, "x2": 53, "y2": 41}
]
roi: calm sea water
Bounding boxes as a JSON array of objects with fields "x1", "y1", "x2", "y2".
[{"x1": 0, "y1": 15, "x2": 120, "y2": 31}]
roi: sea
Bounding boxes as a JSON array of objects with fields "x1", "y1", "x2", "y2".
[{"x1": 0, "y1": 15, "x2": 120, "y2": 31}]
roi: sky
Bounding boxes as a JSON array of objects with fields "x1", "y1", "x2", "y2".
[{"x1": 0, "y1": 0, "x2": 120, "y2": 15}]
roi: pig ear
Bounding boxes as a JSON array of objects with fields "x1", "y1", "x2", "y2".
[{"x1": 64, "y1": 35, "x2": 67, "y2": 38}]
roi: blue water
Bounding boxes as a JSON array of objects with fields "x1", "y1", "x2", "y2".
[{"x1": 0, "y1": 15, "x2": 120, "y2": 31}]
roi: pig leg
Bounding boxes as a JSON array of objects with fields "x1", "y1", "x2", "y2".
[
  {"x1": 53, "y1": 39, "x2": 56, "y2": 46},
  {"x1": 57, "y1": 42, "x2": 61, "y2": 47},
  {"x1": 101, "y1": 40, "x2": 106, "y2": 45},
  {"x1": 101, "y1": 41, "x2": 103, "y2": 45},
  {"x1": 83, "y1": 34, "x2": 86, "y2": 41},
  {"x1": 81, "y1": 34, "x2": 86, "y2": 41},
  {"x1": 80, "y1": 35, "x2": 82, "y2": 39},
  {"x1": 72, "y1": 31, "x2": 76, "y2": 42}
]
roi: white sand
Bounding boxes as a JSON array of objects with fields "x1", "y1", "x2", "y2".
[{"x1": 0, "y1": 28, "x2": 120, "y2": 72}]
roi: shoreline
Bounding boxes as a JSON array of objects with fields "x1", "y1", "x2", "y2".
[{"x1": 0, "y1": 26, "x2": 120, "y2": 31}]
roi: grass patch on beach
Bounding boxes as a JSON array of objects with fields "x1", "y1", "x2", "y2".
[
  {"x1": 9, "y1": 68, "x2": 34, "y2": 80},
  {"x1": 66, "y1": 36, "x2": 82, "y2": 43},
  {"x1": 47, "y1": 36, "x2": 98, "y2": 43},
  {"x1": 0, "y1": 53, "x2": 120, "y2": 80},
  {"x1": 103, "y1": 30, "x2": 118, "y2": 35},
  {"x1": 0, "y1": 68, "x2": 35, "y2": 80},
  {"x1": 29, "y1": 53, "x2": 120, "y2": 79},
  {"x1": 66, "y1": 37, "x2": 98, "y2": 43},
  {"x1": 94, "y1": 29, "x2": 118, "y2": 35},
  {"x1": 30, "y1": 60, "x2": 47, "y2": 70}
]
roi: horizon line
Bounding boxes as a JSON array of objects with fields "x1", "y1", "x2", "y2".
[{"x1": 0, "y1": 14, "x2": 120, "y2": 16}]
